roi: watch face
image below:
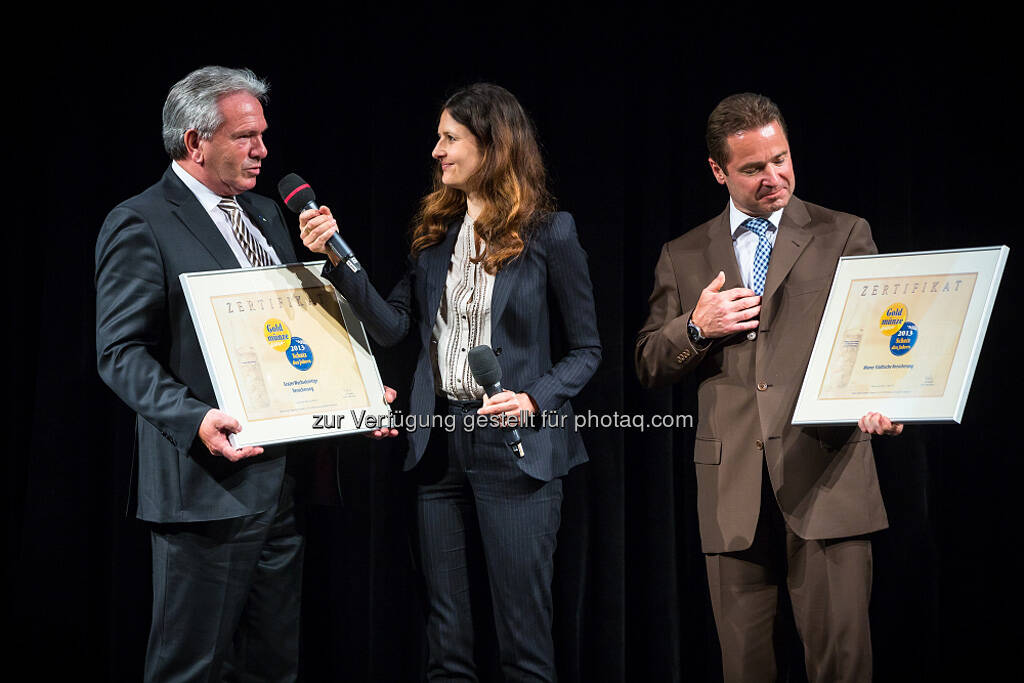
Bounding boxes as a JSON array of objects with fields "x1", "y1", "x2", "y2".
[{"x1": 688, "y1": 320, "x2": 709, "y2": 347}]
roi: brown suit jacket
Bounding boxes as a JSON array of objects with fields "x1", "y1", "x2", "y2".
[{"x1": 635, "y1": 196, "x2": 889, "y2": 553}]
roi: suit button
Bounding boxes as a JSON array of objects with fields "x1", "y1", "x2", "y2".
[
  {"x1": 755, "y1": 439, "x2": 764, "y2": 449},
  {"x1": 676, "y1": 351, "x2": 689, "y2": 364},
  {"x1": 747, "y1": 331, "x2": 757, "y2": 341},
  {"x1": 757, "y1": 382, "x2": 768, "y2": 391}
]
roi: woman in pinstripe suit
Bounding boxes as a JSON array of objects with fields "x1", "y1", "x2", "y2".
[{"x1": 299, "y1": 83, "x2": 600, "y2": 681}]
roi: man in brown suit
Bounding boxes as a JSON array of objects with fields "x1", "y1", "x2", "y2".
[{"x1": 635, "y1": 93, "x2": 902, "y2": 682}]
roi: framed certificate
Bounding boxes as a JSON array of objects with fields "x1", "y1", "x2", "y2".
[
  {"x1": 792, "y1": 246, "x2": 1008, "y2": 425},
  {"x1": 180, "y1": 262, "x2": 391, "y2": 446}
]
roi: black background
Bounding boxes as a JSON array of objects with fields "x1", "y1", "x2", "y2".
[{"x1": 7, "y1": 7, "x2": 1020, "y2": 681}]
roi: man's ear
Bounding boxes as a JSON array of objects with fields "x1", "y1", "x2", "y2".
[
  {"x1": 708, "y1": 157, "x2": 727, "y2": 185},
  {"x1": 183, "y1": 129, "x2": 204, "y2": 164}
]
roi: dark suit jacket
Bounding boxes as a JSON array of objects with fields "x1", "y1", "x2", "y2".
[
  {"x1": 323, "y1": 211, "x2": 601, "y2": 482},
  {"x1": 636, "y1": 197, "x2": 889, "y2": 553},
  {"x1": 96, "y1": 166, "x2": 298, "y2": 523}
]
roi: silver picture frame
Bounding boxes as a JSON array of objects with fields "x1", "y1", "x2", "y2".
[{"x1": 792, "y1": 245, "x2": 1008, "y2": 425}]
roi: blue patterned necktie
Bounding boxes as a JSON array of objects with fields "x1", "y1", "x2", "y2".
[{"x1": 743, "y1": 217, "x2": 774, "y2": 295}]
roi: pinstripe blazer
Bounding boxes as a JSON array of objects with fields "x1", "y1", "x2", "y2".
[{"x1": 322, "y1": 211, "x2": 601, "y2": 481}]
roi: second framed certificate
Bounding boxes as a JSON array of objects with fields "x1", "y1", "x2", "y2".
[{"x1": 792, "y1": 245, "x2": 1008, "y2": 425}]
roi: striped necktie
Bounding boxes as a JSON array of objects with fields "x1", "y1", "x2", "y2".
[
  {"x1": 217, "y1": 197, "x2": 271, "y2": 267},
  {"x1": 743, "y1": 217, "x2": 774, "y2": 295}
]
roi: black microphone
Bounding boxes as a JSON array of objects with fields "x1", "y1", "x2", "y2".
[
  {"x1": 277, "y1": 173, "x2": 362, "y2": 273},
  {"x1": 468, "y1": 345, "x2": 524, "y2": 458}
]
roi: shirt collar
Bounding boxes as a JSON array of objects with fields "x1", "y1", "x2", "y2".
[
  {"x1": 171, "y1": 161, "x2": 234, "y2": 214},
  {"x1": 729, "y1": 198, "x2": 784, "y2": 238}
]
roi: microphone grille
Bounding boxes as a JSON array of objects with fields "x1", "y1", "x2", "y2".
[
  {"x1": 468, "y1": 345, "x2": 502, "y2": 387},
  {"x1": 277, "y1": 173, "x2": 316, "y2": 213}
]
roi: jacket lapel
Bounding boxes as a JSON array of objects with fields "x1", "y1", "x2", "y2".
[
  {"x1": 161, "y1": 168, "x2": 240, "y2": 270},
  {"x1": 489, "y1": 243, "x2": 526, "y2": 330},
  {"x1": 760, "y1": 196, "x2": 813, "y2": 323},
  {"x1": 421, "y1": 217, "x2": 463, "y2": 323},
  {"x1": 706, "y1": 206, "x2": 745, "y2": 289}
]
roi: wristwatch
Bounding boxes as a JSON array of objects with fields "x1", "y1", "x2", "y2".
[{"x1": 687, "y1": 317, "x2": 711, "y2": 350}]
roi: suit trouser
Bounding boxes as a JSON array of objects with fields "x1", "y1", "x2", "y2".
[
  {"x1": 415, "y1": 400, "x2": 563, "y2": 683},
  {"x1": 145, "y1": 474, "x2": 304, "y2": 683},
  {"x1": 705, "y1": 462, "x2": 873, "y2": 683}
]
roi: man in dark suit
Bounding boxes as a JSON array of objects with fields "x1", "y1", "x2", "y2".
[
  {"x1": 95, "y1": 66, "x2": 304, "y2": 682},
  {"x1": 635, "y1": 93, "x2": 902, "y2": 682}
]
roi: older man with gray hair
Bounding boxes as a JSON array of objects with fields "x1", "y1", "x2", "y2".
[{"x1": 96, "y1": 66, "x2": 303, "y2": 682}]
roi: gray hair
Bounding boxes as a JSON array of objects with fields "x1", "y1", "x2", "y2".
[{"x1": 161, "y1": 66, "x2": 269, "y2": 159}]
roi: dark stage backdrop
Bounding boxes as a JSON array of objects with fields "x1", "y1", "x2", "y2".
[{"x1": 8, "y1": 9, "x2": 1020, "y2": 682}]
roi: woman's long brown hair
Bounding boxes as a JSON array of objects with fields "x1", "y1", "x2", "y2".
[{"x1": 410, "y1": 83, "x2": 554, "y2": 273}]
